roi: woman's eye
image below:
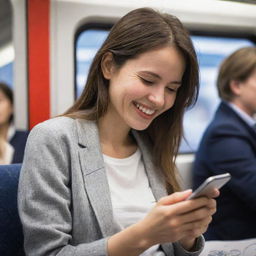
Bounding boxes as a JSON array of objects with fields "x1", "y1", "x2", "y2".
[
  {"x1": 140, "y1": 77, "x2": 154, "y2": 85},
  {"x1": 166, "y1": 87, "x2": 176, "y2": 93}
]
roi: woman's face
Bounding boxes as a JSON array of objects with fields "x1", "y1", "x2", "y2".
[
  {"x1": 0, "y1": 90, "x2": 13, "y2": 126},
  {"x1": 103, "y1": 46, "x2": 185, "y2": 131}
]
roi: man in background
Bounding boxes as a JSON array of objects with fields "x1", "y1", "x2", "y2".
[{"x1": 193, "y1": 47, "x2": 256, "y2": 240}]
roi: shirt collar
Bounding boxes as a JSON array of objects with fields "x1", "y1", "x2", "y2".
[{"x1": 226, "y1": 101, "x2": 256, "y2": 128}]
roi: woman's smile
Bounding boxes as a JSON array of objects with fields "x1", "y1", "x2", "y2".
[{"x1": 133, "y1": 101, "x2": 156, "y2": 118}]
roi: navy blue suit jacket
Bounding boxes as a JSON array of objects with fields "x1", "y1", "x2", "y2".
[
  {"x1": 9, "y1": 130, "x2": 29, "y2": 163},
  {"x1": 193, "y1": 101, "x2": 256, "y2": 240}
]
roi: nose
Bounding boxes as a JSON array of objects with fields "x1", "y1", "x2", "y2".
[{"x1": 148, "y1": 87, "x2": 165, "y2": 108}]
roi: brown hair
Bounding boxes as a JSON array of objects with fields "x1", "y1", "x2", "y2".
[
  {"x1": 0, "y1": 82, "x2": 13, "y2": 123},
  {"x1": 65, "y1": 7, "x2": 199, "y2": 193},
  {"x1": 217, "y1": 46, "x2": 256, "y2": 101}
]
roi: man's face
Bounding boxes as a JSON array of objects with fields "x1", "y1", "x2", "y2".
[{"x1": 232, "y1": 70, "x2": 256, "y2": 117}]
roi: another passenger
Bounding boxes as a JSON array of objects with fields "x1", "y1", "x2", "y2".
[
  {"x1": 18, "y1": 8, "x2": 218, "y2": 256},
  {"x1": 0, "y1": 82, "x2": 29, "y2": 164},
  {"x1": 193, "y1": 47, "x2": 256, "y2": 240}
]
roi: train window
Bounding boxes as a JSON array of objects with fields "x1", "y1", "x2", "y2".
[
  {"x1": 75, "y1": 29, "x2": 254, "y2": 153},
  {"x1": 180, "y1": 35, "x2": 254, "y2": 152},
  {"x1": 76, "y1": 29, "x2": 109, "y2": 98},
  {"x1": 0, "y1": 0, "x2": 13, "y2": 87},
  {"x1": 0, "y1": 60, "x2": 13, "y2": 87}
]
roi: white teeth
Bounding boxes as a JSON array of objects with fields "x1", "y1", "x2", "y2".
[{"x1": 135, "y1": 103, "x2": 155, "y2": 115}]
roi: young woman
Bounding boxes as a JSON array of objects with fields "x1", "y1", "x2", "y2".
[
  {"x1": 18, "y1": 8, "x2": 218, "y2": 256},
  {"x1": 0, "y1": 82, "x2": 29, "y2": 164}
]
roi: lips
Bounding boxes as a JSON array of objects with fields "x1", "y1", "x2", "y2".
[{"x1": 133, "y1": 101, "x2": 156, "y2": 116}]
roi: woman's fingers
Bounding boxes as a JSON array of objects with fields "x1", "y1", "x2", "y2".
[
  {"x1": 140, "y1": 191, "x2": 218, "y2": 245},
  {"x1": 161, "y1": 196, "x2": 216, "y2": 216},
  {"x1": 164, "y1": 204, "x2": 215, "y2": 231},
  {"x1": 181, "y1": 216, "x2": 213, "y2": 238},
  {"x1": 207, "y1": 188, "x2": 220, "y2": 198},
  {"x1": 158, "y1": 190, "x2": 192, "y2": 205},
  {"x1": 179, "y1": 206, "x2": 215, "y2": 225}
]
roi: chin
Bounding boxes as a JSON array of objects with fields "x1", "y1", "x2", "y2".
[{"x1": 129, "y1": 122, "x2": 151, "y2": 131}]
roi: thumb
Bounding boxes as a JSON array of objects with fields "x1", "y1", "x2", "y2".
[{"x1": 158, "y1": 189, "x2": 192, "y2": 205}]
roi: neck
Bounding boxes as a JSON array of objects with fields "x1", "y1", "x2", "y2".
[
  {"x1": 98, "y1": 112, "x2": 136, "y2": 158},
  {"x1": 0, "y1": 123, "x2": 10, "y2": 140}
]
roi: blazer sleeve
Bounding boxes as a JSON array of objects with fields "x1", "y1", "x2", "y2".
[
  {"x1": 18, "y1": 122, "x2": 109, "y2": 256},
  {"x1": 173, "y1": 236, "x2": 205, "y2": 256},
  {"x1": 204, "y1": 129, "x2": 256, "y2": 210}
]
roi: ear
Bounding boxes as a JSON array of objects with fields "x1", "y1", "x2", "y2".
[
  {"x1": 101, "y1": 52, "x2": 115, "y2": 80},
  {"x1": 230, "y1": 80, "x2": 242, "y2": 96}
]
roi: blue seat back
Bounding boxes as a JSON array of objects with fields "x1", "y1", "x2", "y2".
[{"x1": 0, "y1": 164, "x2": 25, "y2": 256}]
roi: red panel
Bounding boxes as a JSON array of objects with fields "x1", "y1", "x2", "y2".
[{"x1": 27, "y1": 0, "x2": 50, "y2": 129}]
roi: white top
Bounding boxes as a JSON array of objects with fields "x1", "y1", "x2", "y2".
[
  {"x1": 0, "y1": 124, "x2": 15, "y2": 164},
  {"x1": 0, "y1": 140, "x2": 14, "y2": 164},
  {"x1": 103, "y1": 148, "x2": 165, "y2": 256}
]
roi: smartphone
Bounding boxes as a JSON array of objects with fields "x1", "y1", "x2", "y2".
[{"x1": 186, "y1": 173, "x2": 231, "y2": 200}]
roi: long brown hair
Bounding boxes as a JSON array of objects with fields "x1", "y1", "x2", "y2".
[{"x1": 65, "y1": 8, "x2": 199, "y2": 193}]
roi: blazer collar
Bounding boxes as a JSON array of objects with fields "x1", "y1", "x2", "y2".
[
  {"x1": 131, "y1": 130, "x2": 167, "y2": 201},
  {"x1": 76, "y1": 119, "x2": 104, "y2": 174},
  {"x1": 75, "y1": 119, "x2": 167, "y2": 237},
  {"x1": 76, "y1": 119, "x2": 120, "y2": 236}
]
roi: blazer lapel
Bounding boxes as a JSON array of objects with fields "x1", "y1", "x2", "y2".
[
  {"x1": 75, "y1": 119, "x2": 120, "y2": 237},
  {"x1": 132, "y1": 131, "x2": 167, "y2": 201},
  {"x1": 132, "y1": 131, "x2": 173, "y2": 255}
]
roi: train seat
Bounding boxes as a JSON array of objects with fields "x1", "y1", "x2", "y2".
[
  {"x1": 176, "y1": 154, "x2": 195, "y2": 190},
  {"x1": 0, "y1": 164, "x2": 25, "y2": 256}
]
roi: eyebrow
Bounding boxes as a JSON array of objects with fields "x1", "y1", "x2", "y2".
[{"x1": 139, "y1": 71, "x2": 182, "y2": 85}]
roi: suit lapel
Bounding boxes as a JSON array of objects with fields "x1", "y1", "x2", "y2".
[
  {"x1": 221, "y1": 102, "x2": 256, "y2": 150},
  {"x1": 132, "y1": 131, "x2": 173, "y2": 255},
  {"x1": 132, "y1": 131, "x2": 167, "y2": 200},
  {"x1": 75, "y1": 119, "x2": 120, "y2": 237}
]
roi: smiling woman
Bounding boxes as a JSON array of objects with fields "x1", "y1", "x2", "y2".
[{"x1": 18, "y1": 7, "x2": 218, "y2": 256}]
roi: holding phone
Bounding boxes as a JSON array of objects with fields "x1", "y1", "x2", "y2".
[{"x1": 186, "y1": 173, "x2": 231, "y2": 200}]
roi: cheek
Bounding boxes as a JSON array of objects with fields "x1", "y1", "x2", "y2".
[
  {"x1": 1, "y1": 106, "x2": 12, "y2": 117},
  {"x1": 244, "y1": 86, "x2": 256, "y2": 101},
  {"x1": 4, "y1": 103, "x2": 13, "y2": 115},
  {"x1": 164, "y1": 94, "x2": 177, "y2": 110},
  {"x1": 121, "y1": 83, "x2": 146, "y2": 103},
  {"x1": 128, "y1": 87, "x2": 145, "y2": 99}
]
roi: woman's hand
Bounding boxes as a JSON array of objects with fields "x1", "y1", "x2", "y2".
[
  {"x1": 178, "y1": 188, "x2": 219, "y2": 250},
  {"x1": 107, "y1": 189, "x2": 219, "y2": 256},
  {"x1": 135, "y1": 189, "x2": 219, "y2": 251}
]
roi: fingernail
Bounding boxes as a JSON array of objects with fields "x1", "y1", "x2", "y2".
[{"x1": 183, "y1": 189, "x2": 192, "y2": 193}]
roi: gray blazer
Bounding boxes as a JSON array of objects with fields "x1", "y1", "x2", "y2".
[{"x1": 18, "y1": 117, "x2": 204, "y2": 256}]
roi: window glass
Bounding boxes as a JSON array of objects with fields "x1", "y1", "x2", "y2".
[
  {"x1": 76, "y1": 29, "x2": 254, "y2": 153},
  {"x1": 180, "y1": 36, "x2": 254, "y2": 152},
  {"x1": 0, "y1": 62, "x2": 13, "y2": 87},
  {"x1": 76, "y1": 30, "x2": 109, "y2": 97},
  {"x1": 0, "y1": 0, "x2": 13, "y2": 88}
]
